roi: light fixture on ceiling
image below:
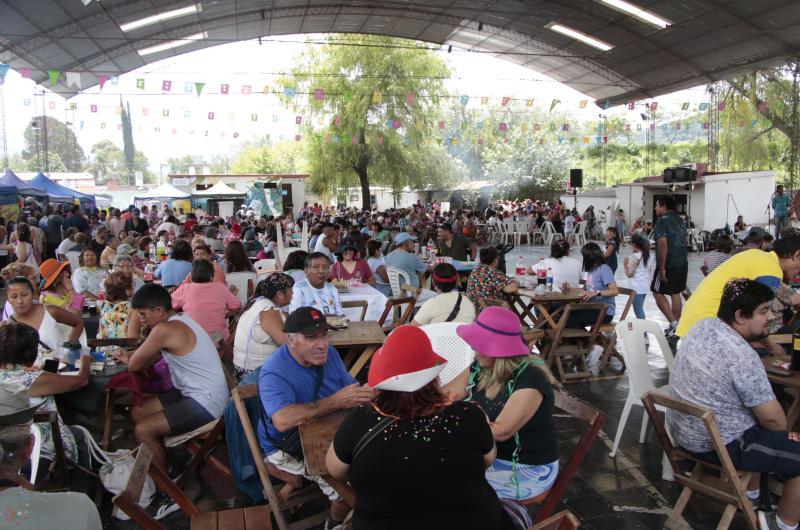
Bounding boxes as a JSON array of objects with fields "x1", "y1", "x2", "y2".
[
  {"x1": 120, "y1": 4, "x2": 201, "y2": 32},
  {"x1": 545, "y1": 22, "x2": 613, "y2": 51},
  {"x1": 597, "y1": 0, "x2": 671, "y2": 28},
  {"x1": 138, "y1": 32, "x2": 207, "y2": 56}
]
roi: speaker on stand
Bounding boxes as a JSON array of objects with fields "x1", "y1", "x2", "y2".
[{"x1": 569, "y1": 169, "x2": 582, "y2": 211}]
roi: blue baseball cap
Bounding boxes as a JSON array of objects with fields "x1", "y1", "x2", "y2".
[{"x1": 395, "y1": 232, "x2": 417, "y2": 245}]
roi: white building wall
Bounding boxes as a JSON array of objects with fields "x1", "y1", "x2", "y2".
[
  {"x1": 702, "y1": 172, "x2": 774, "y2": 231},
  {"x1": 559, "y1": 193, "x2": 616, "y2": 214}
]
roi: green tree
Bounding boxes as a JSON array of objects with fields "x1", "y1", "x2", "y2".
[
  {"x1": 120, "y1": 100, "x2": 136, "y2": 182},
  {"x1": 85, "y1": 139, "x2": 153, "y2": 185},
  {"x1": 22, "y1": 116, "x2": 85, "y2": 171},
  {"x1": 280, "y1": 34, "x2": 461, "y2": 206},
  {"x1": 230, "y1": 145, "x2": 276, "y2": 174}
]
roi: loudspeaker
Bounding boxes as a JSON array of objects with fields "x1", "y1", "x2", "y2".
[
  {"x1": 569, "y1": 169, "x2": 583, "y2": 189},
  {"x1": 663, "y1": 168, "x2": 677, "y2": 183},
  {"x1": 663, "y1": 167, "x2": 696, "y2": 183}
]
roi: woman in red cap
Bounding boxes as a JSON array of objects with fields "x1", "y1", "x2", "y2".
[
  {"x1": 456, "y1": 306, "x2": 559, "y2": 504},
  {"x1": 326, "y1": 325, "x2": 518, "y2": 530}
]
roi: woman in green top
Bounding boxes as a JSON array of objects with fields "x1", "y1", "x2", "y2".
[{"x1": 456, "y1": 306, "x2": 560, "y2": 501}]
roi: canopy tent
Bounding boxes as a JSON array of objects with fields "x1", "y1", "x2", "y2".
[
  {"x1": 0, "y1": 170, "x2": 49, "y2": 198},
  {"x1": 29, "y1": 172, "x2": 95, "y2": 205},
  {"x1": 134, "y1": 183, "x2": 190, "y2": 201},
  {"x1": 191, "y1": 182, "x2": 245, "y2": 197},
  {"x1": 0, "y1": 185, "x2": 18, "y2": 205}
]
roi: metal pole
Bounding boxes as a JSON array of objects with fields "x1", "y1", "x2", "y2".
[
  {"x1": 41, "y1": 91, "x2": 49, "y2": 173},
  {"x1": 0, "y1": 83, "x2": 7, "y2": 169}
]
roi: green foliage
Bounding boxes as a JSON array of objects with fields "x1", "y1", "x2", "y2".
[
  {"x1": 22, "y1": 116, "x2": 84, "y2": 171},
  {"x1": 280, "y1": 34, "x2": 463, "y2": 206},
  {"x1": 120, "y1": 100, "x2": 136, "y2": 178},
  {"x1": 229, "y1": 139, "x2": 307, "y2": 175},
  {"x1": 85, "y1": 139, "x2": 153, "y2": 184}
]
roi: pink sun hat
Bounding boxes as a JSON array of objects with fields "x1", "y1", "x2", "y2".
[{"x1": 456, "y1": 306, "x2": 529, "y2": 358}]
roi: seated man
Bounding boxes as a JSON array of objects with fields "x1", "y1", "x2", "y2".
[
  {"x1": 384, "y1": 232, "x2": 436, "y2": 302},
  {"x1": 437, "y1": 222, "x2": 476, "y2": 261},
  {"x1": 668, "y1": 279, "x2": 800, "y2": 530},
  {"x1": 258, "y1": 307, "x2": 373, "y2": 530},
  {"x1": 288, "y1": 252, "x2": 344, "y2": 316},
  {"x1": 112, "y1": 284, "x2": 229, "y2": 517}
]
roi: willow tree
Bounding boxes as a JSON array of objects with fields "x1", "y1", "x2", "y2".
[{"x1": 280, "y1": 34, "x2": 461, "y2": 207}]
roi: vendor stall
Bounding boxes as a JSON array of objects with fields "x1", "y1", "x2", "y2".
[{"x1": 191, "y1": 181, "x2": 246, "y2": 218}]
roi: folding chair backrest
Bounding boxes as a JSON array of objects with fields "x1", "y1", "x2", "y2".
[
  {"x1": 64, "y1": 251, "x2": 81, "y2": 273},
  {"x1": 616, "y1": 287, "x2": 636, "y2": 321},
  {"x1": 529, "y1": 389, "x2": 604, "y2": 522},
  {"x1": 544, "y1": 221, "x2": 556, "y2": 235},
  {"x1": 615, "y1": 320, "x2": 667, "y2": 399},
  {"x1": 253, "y1": 259, "x2": 277, "y2": 272},
  {"x1": 274, "y1": 222, "x2": 285, "y2": 253},
  {"x1": 226, "y1": 271, "x2": 257, "y2": 305},
  {"x1": 528, "y1": 510, "x2": 580, "y2": 530},
  {"x1": 641, "y1": 391, "x2": 758, "y2": 530},
  {"x1": 378, "y1": 295, "x2": 417, "y2": 329},
  {"x1": 503, "y1": 220, "x2": 516, "y2": 232},
  {"x1": 575, "y1": 221, "x2": 586, "y2": 236},
  {"x1": 300, "y1": 220, "x2": 309, "y2": 251},
  {"x1": 386, "y1": 266, "x2": 411, "y2": 298},
  {"x1": 342, "y1": 299, "x2": 368, "y2": 321},
  {"x1": 420, "y1": 322, "x2": 474, "y2": 386}
]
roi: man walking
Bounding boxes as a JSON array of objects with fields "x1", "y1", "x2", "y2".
[
  {"x1": 651, "y1": 196, "x2": 687, "y2": 337},
  {"x1": 772, "y1": 184, "x2": 791, "y2": 239}
]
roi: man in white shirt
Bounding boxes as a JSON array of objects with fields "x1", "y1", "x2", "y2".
[
  {"x1": 288, "y1": 252, "x2": 344, "y2": 316},
  {"x1": 313, "y1": 223, "x2": 338, "y2": 262}
]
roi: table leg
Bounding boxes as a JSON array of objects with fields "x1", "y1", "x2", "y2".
[
  {"x1": 535, "y1": 303, "x2": 560, "y2": 329},
  {"x1": 787, "y1": 395, "x2": 800, "y2": 430},
  {"x1": 348, "y1": 346, "x2": 378, "y2": 378}
]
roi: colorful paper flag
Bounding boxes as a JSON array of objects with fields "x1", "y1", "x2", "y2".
[
  {"x1": 681, "y1": 102, "x2": 690, "y2": 111},
  {"x1": 703, "y1": 122, "x2": 709, "y2": 129},
  {"x1": 550, "y1": 99, "x2": 561, "y2": 112},
  {"x1": 48, "y1": 101, "x2": 56, "y2": 110},
  {"x1": 272, "y1": 115, "x2": 279, "y2": 123},
  {"x1": 392, "y1": 120, "x2": 401, "y2": 129},
  {"x1": 20, "y1": 68, "x2": 31, "y2": 79},
  {"x1": 460, "y1": 95, "x2": 470, "y2": 106},
  {"x1": 579, "y1": 100, "x2": 588, "y2": 109},
  {"x1": 195, "y1": 82, "x2": 204, "y2": 96},
  {"x1": 162, "y1": 109, "x2": 170, "y2": 117},
  {"x1": 314, "y1": 88, "x2": 325, "y2": 101},
  {"x1": 251, "y1": 114, "x2": 258, "y2": 122},
  {"x1": 208, "y1": 112, "x2": 215, "y2": 120},
  {"x1": 241, "y1": 85, "x2": 252, "y2": 95},
  {"x1": 162, "y1": 80, "x2": 171, "y2": 92},
  {"x1": 262, "y1": 85, "x2": 270, "y2": 95},
  {"x1": 90, "y1": 104, "x2": 97, "y2": 113},
  {"x1": 649, "y1": 102, "x2": 658, "y2": 111},
  {"x1": 526, "y1": 98, "x2": 534, "y2": 107},
  {"x1": 220, "y1": 83, "x2": 229, "y2": 95},
  {"x1": 136, "y1": 78, "x2": 145, "y2": 89},
  {"x1": 295, "y1": 116, "x2": 302, "y2": 125},
  {"x1": 377, "y1": 136, "x2": 385, "y2": 145},
  {"x1": 699, "y1": 102, "x2": 708, "y2": 111},
  {"x1": 498, "y1": 122, "x2": 508, "y2": 131},
  {"x1": 295, "y1": 135, "x2": 302, "y2": 142},
  {"x1": 351, "y1": 135, "x2": 359, "y2": 145},
  {"x1": 69, "y1": 102, "x2": 77, "y2": 110},
  {"x1": 184, "y1": 82, "x2": 193, "y2": 93},
  {"x1": 0, "y1": 64, "x2": 9, "y2": 85},
  {"x1": 283, "y1": 87, "x2": 297, "y2": 98},
  {"x1": 438, "y1": 120, "x2": 445, "y2": 129},
  {"x1": 501, "y1": 97, "x2": 511, "y2": 106},
  {"x1": 480, "y1": 97, "x2": 489, "y2": 106},
  {"x1": 184, "y1": 110, "x2": 191, "y2": 118},
  {"x1": 562, "y1": 124, "x2": 569, "y2": 131},
  {"x1": 372, "y1": 91, "x2": 382, "y2": 104},
  {"x1": 627, "y1": 101, "x2": 635, "y2": 110},
  {"x1": 47, "y1": 70, "x2": 61, "y2": 86},
  {"x1": 142, "y1": 107, "x2": 149, "y2": 116},
  {"x1": 65, "y1": 71, "x2": 81, "y2": 88},
  {"x1": 406, "y1": 92, "x2": 415, "y2": 105}
]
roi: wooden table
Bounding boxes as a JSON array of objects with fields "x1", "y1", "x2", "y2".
[
  {"x1": 507, "y1": 288, "x2": 586, "y2": 329},
  {"x1": 329, "y1": 321, "x2": 386, "y2": 377},
  {"x1": 761, "y1": 354, "x2": 800, "y2": 429},
  {"x1": 298, "y1": 410, "x2": 356, "y2": 506}
]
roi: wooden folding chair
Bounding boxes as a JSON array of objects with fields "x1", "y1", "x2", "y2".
[
  {"x1": 378, "y1": 295, "x2": 418, "y2": 331},
  {"x1": 528, "y1": 510, "x2": 580, "y2": 530},
  {"x1": 112, "y1": 443, "x2": 272, "y2": 530},
  {"x1": 641, "y1": 391, "x2": 758, "y2": 530},
  {"x1": 342, "y1": 300, "x2": 368, "y2": 321},
  {"x1": 31, "y1": 410, "x2": 70, "y2": 490},
  {"x1": 231, "y1": 384, "x2": 330, "y2": 530},
  {"x1": 521, "y1": 389, "x2": 605, "y2": 523},
  {"x1": 479, "y1": 297, "x2": 510, "y2": 310},
  {"x1": 541, "y1": 303, "x2": 607, "y2": 383},
  {"x1": 595, "y1": 287, "x2": 635, "y2": 371}
]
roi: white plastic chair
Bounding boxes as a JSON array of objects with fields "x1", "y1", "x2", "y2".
[
  {"x1": 226, "y1": 271, "x2": 257, "y2": 305},
  {"x1": 612, "y1": 319, "x2": 676, "y2": 480},
  {"x1": 574, "y1": 221, "x2": 588, "y2": 246},
  {"x1": 420, "y1": 322, "x2": 475, "y2": 386},
  {"x1": 65, "y1": 251, "x2": 81, "y2": 273},
  {"x1": 543, "y1": 222, "x2": 563, "y2": 247},
  {"x1": 515, "y1": 220, "x2": 531, "y2": 246},
  {"x1": 277, "y1": 247, "x2": 303, "y2": 270},
  {"x1": 502, "y1": 220, "x2": 517, "y2": 245},
  {"x1": 386, "y1": 266, "x2": 412, "y2": 298},
  {"x1": 300, "y1": 220, "x2": 309, "y2": 251},
  {"x1": 253, "y1": 259, "x2": 277, "y2": 273}
]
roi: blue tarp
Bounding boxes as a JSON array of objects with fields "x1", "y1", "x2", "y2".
[
  {"x1": 30, "y1": 172, "x2": 95, "y2": 205},
  {"x1": 0, "y1": 170, "x2": 48, "y2": 198}
]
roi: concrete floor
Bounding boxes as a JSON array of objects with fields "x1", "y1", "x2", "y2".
[{"x1": 14, "y1": 240, "x2": 757, "y2": 529}]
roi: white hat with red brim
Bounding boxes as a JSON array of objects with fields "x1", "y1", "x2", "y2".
[{"x1": 368, "y1": 326, "x2": 448, "y2": 392}]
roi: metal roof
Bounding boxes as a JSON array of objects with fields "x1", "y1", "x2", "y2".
[{"x1": 1, "y1": 0, "x2": 798, "y2": 106}]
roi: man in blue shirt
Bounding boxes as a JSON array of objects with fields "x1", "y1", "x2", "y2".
[
  {"x1": 772, "y1": 185, "x2": 791, "y2": 239},
  {"x1": 258, "y1": 306, "x2": 373, "y2": 529}
]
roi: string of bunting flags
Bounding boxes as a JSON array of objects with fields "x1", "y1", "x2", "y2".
[{"x1": 0, "y1": 63, "x2": 770, "y2": 147}]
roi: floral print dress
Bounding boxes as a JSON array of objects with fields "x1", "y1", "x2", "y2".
[
  {"x1": 0, "y1": 368, "x2": 78, "y2": 462},
  {"x1": 466, "y1": 264, "x2": 514, "y2": 309},
  {"x1": 97, "y1": 300, "x2": 132, "y2": 339}
]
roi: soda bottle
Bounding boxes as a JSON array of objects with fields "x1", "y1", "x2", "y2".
[
  {"x1": 536, "y1": 258, "x2": 547, "y2": 286},
  {"x1": 515, "y1": 256, "x2": 526, "y2": 282},
  {"x1": 546, "y1": 267, "x2": 554, "y2": 292},
  {"x1": 792, "y1": 327, "x2": 800, "y2": 371}
]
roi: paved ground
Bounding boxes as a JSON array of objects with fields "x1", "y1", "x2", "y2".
[{"x1": 10, "y1": 241, "x2": 759, "y2": 529}]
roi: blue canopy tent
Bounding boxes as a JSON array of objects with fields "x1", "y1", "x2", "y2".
[
  {"x1": 0, "y1": 170, "x2": 49, "y2": 199},
  {"x1": 0, "y1": 185, "x2": 18, "y2": 205},
  {"x1": 30, "y1": 172, "x2": 95, "y2": 207}
]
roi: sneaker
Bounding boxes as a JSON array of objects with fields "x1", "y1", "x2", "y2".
[
  {"x1": 664, "y1": 323, "x2": 677, "y2": 337},
  {"x1": 587, "y1": 345, "x2": 604, "y2": 375},
  {"x1": 149, "y1": 491, "x2": 181, "y2": 521},
  {"x1": 757, "y1": 511, "x2": 780, "y2": 530}
]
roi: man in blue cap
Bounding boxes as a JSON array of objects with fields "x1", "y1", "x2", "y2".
[{"x1": 385, "y1": 232, "x2": 436, "y2": 302}]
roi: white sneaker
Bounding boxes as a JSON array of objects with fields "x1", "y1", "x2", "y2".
[{"x1": 587, "y1": 345, "x2": 604, "y2": 375}]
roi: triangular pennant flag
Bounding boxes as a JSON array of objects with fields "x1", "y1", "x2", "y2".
[
  {"x1": 111, "y1": 76, "x2": 119, "y2": 86},
  {"x1": 498, "y1": 122, "x2": 508, "y2": 131},
  {"x1": 550, "y1": 99, "x2": 560, "y2": 112},
  {"x1": 562, "y1": 123, "x2": 570, "y2": 131},
  {"x1": 526, "y1": 98, "x2": 534, "y2": 107},
  {"x1": 96, "y1": 74, "x2": 109, "y2": 90},
  {"x1": 460, "y1": 95, "x2": 470, "y2": 106},
  {"x1": 48, "y1": 69, "x2": 61, "y2": 86},
  {"x1": 501, "y1": 96, "x2": 510, "y2": 106},
  {"x1": 100, "y1": 122, "x2": 106, "y2": 129},
  {"x1": 220, "y1": 83, "x2": 229, "y2": 95},
  {"x1": 579, "y1": 100, "x2": 588, "y2": 109},
  {"x1": 69, "y1": 102, "x2": 77, "y2": 110},
  {"x1": 272, "y1": 114, "x2": 279, "y2": 122},
  {"x1": 583, "y1": 137, "x2": 589, "y2": 144},
  {"x1": 65, "y1": 71, "x2": 81, "y2": 88},
  {"x1": 142, "y1": 107, "x2": 149, "y2": 116},
  {"x1": 136, "y1": 78, "x2": 145, "y2": 89},
  {"x1": 534, "y1": 123, "x2": 541, "y2": 131},
  {"x1": 372, "y1": 91, "x2": 382, "y2": 103},
  {"x1": 477, "y1": 138, "x2": 484, "y2": 145},
  {"x1": 681, "y1": 102, "x2": 690, "y2": 111},
  {"x1": 195, "y1": 82, "x2": 204, "y2": 96},
  {"x1": 314, "y1": 88, "x2": 325, "y2": 101},
  {"x1": 703, "y1": 122, "x2": 709, "y2": 129},
  {"x1": 333, "y1": 135, "x2": 340, "y2": 144},
  {"x1": 90, "y1": 104, "x2": 97, "y2": 113},
  {"x1": 406, "y1": 92, "x2": 415, "y2": 105},
  {"x1": 603, "y1": 136, "x2": 608, "y2": 144},
  {"x1": 438, "y1": 120, "x2": 445, "y2": 129},
  {"x1": 520, "y1": 123, "x2": 528, "y2": 132},
  {"x1": 20, "y1": 68, "x2": 32, "y2": 79},
  {"x1": 403, "y1": 136, "x2": 411, "y2": 145},
  {"x1": 295, "y1": 134, "x2": 302, "y2": 142},
  {"x1": 161, "y1": 80, "x2": 171, "y2": 92},
  {"x1": 627, "y1": 101, "x2": 635, "y2": 110},
  {"x1": 392, "y1": 120, "x2": 401, "y2": 129},
  {"x1": 241, "y1": 85, "x2": 252, "y2": 95},
  {"x1": 0, "y1": 64, "x2": 8, "y2": 85}
]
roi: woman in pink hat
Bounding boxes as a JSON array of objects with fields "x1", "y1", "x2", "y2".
[
  {"x1": 456, "y1": 307, "x2": 560, "y2": 503},
  {"x1": 326, "y1": 325, "x2": 519, "y2": 530}
]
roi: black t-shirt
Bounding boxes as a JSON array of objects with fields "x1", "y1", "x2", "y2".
[
  {"x1": 333, "y1": 401, "x2": 510, "y2": 530},
  {"x1": 437, "y1": 234, "x2": 471, "y2": 261},
  {"x1": 124, "y1": 218, "x2": 149, "y2": 235},
  {"x1": 88, "y1": 238, "x2": 106, "y2": 257},
  {"x1": 471, "y1": 364, "x2": 558, "y2": 466}
]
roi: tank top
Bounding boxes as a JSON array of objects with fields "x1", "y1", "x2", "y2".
[
  {"x1": 161, "y1": 314, "x2": 229, "y2": 418},
  {"x1": 18, "y1": 241, "x2": 38, "y2": 269}
]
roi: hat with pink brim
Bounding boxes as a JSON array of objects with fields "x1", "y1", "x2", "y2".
[{"x1": 456, "y1": 306, "x2": 529, "y2": 358}]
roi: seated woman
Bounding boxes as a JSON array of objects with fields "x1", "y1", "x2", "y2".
[
  {"x1": 171, "y1": 259, "x2": 241, "y2": 339},
  {"x1": 331, "y1": 243, "x2": 375, "y2": 286},
  {"x1": 466, "y1": 247, "x2": 519, "y2": 310},
  {"x1": 232, "y1": 273, "x2": 293, "y2": 379},
  {"x1": 572, "y1": 242, "x2": 618, "y2": 329},
  {"x1": 242, "y1": 229, "x2": 263, "y2": 253},
  {"x1": 98, "y1": 271, "x2": 142, "y2": 339},
  {"x1": 71, "y1": 248, "x2": 107, "y2": 301},
  {"x1": 190, "y1": 244, "x2": 226, "y2": 283},
  {"x1": 38, "y1": 259, "x2": 84, "y2": 313},
  {"x1": 154, "y1": 239, "x2": 193, "y2": 289},
  {"x1": 327, "y1": 325, "x2": 518, "y2": 530},
  {"x1": 0, "y1": 320, "x2": 90, "y2": 465},
  {"x1": 1, "y1": 263, "x2": 37, "y2": 320},
  {"x1": 366, "y1": 239, "x2": 391, "y2": 297},
  {"x1": 281, "y1": 249, "x2": 308, "y2": 283},
  {"x1": 222, "y1": 240, "x2": 255, "y2": 274},
  {"x1": 530, "y1": 239, "x2": 582, "y2": 291},
  {"x1": 456, "y1": 307, "x2": 559, "y2": 502},
  {"x1": 55, "y1": 227, "x2": 81, "y2": 258},
  {"x1": 114, "y1": 253, "x2": 145, "y2": 293},
  {"x1": 411, "y1": 263, "x2": 476, "y2": 325}
]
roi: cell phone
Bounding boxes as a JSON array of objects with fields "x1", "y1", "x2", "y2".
[
  {"x1": 43, "y1": 359, "x2": 59, "y2": 373},
  {"x1": 766, "y1": 366, "x2": 793, "y2": 377}
]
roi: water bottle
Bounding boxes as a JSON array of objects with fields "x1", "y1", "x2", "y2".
[
  {"x1": 546, "y1": 267, "x2": 554, "y2": 292},
  {"x1": 515, "y1": 256, "x2": 526, "y2": 282},
  {"x1": 792, "y1": 327, "x2": 800, "y2": 371},
  {"x1": 148, "y1": 242, "x2": 157, "y2": 262},
  {"x1": 414, "y1": 242, "x2": 420, "y2": 256}
]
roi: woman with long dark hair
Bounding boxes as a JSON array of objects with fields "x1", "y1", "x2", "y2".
[
  {"x1": 327, "y1": 326, "x2": 516, "y2": 530},
  {"x1": 153, "y1": 239, "x2": 192, "y2": 289},
  {"x1": 0, "y1": 222, "x2": 38, "y2": 272},
  {"x1": 573, "y1": 242, "x2": 618, "y2": 329},
  {"x1": 232, "y1": 273, "x2": 294, "y2": 379},
  {"x1": 223, "y1": 240, "x2": 255, "y2": 273},
  {"x1": 624, "y1": 233, "x2": 655, "y2": 330}
]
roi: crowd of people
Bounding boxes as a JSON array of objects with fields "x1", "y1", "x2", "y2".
[{"x1": 1, "y1": 189, "x2": 800, "y2": 530}]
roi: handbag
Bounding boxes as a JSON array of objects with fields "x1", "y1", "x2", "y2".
[{"x1": 73, "y1": 425, "x2": 155, "y2": 520}]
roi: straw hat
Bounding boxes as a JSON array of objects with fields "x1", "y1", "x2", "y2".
[
  {"x1": 368, "y1": 326, "x2": 447, "y2": 392},
  {"x1": 39, "y1": 258, "x2": 70, "y2": 291},
  {"x1": 456, "y1": 306, "x2": 529, "y2": 358}
]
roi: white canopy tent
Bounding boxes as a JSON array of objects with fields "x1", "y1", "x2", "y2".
[
  {"x1": 134, "y1": 183, "x2": 190, "y2": 201},
  {"x1": 191, "y1": 182, "x2": 244, "y2": 197}
]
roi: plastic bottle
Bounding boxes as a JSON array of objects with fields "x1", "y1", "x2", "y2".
[
  {"x1": 515, "y1": 256, "x2": 526, "y2": 282},
  {"x1": 427, "y1": 238, "x2": 436, "y2": 263},
  {"x1": 536, "y1": 258, "x2": 547, "y2": 286},
  {"x1": 546, "y1": 267, "x2": 554, "y2": 292},
  {"x1": 148, "y1": 242, "x2": 157, "y2": 263}
]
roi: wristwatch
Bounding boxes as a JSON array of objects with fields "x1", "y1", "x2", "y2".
[{"x1": 62, "y1": 341, "x2": 82, "y2": 350}]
